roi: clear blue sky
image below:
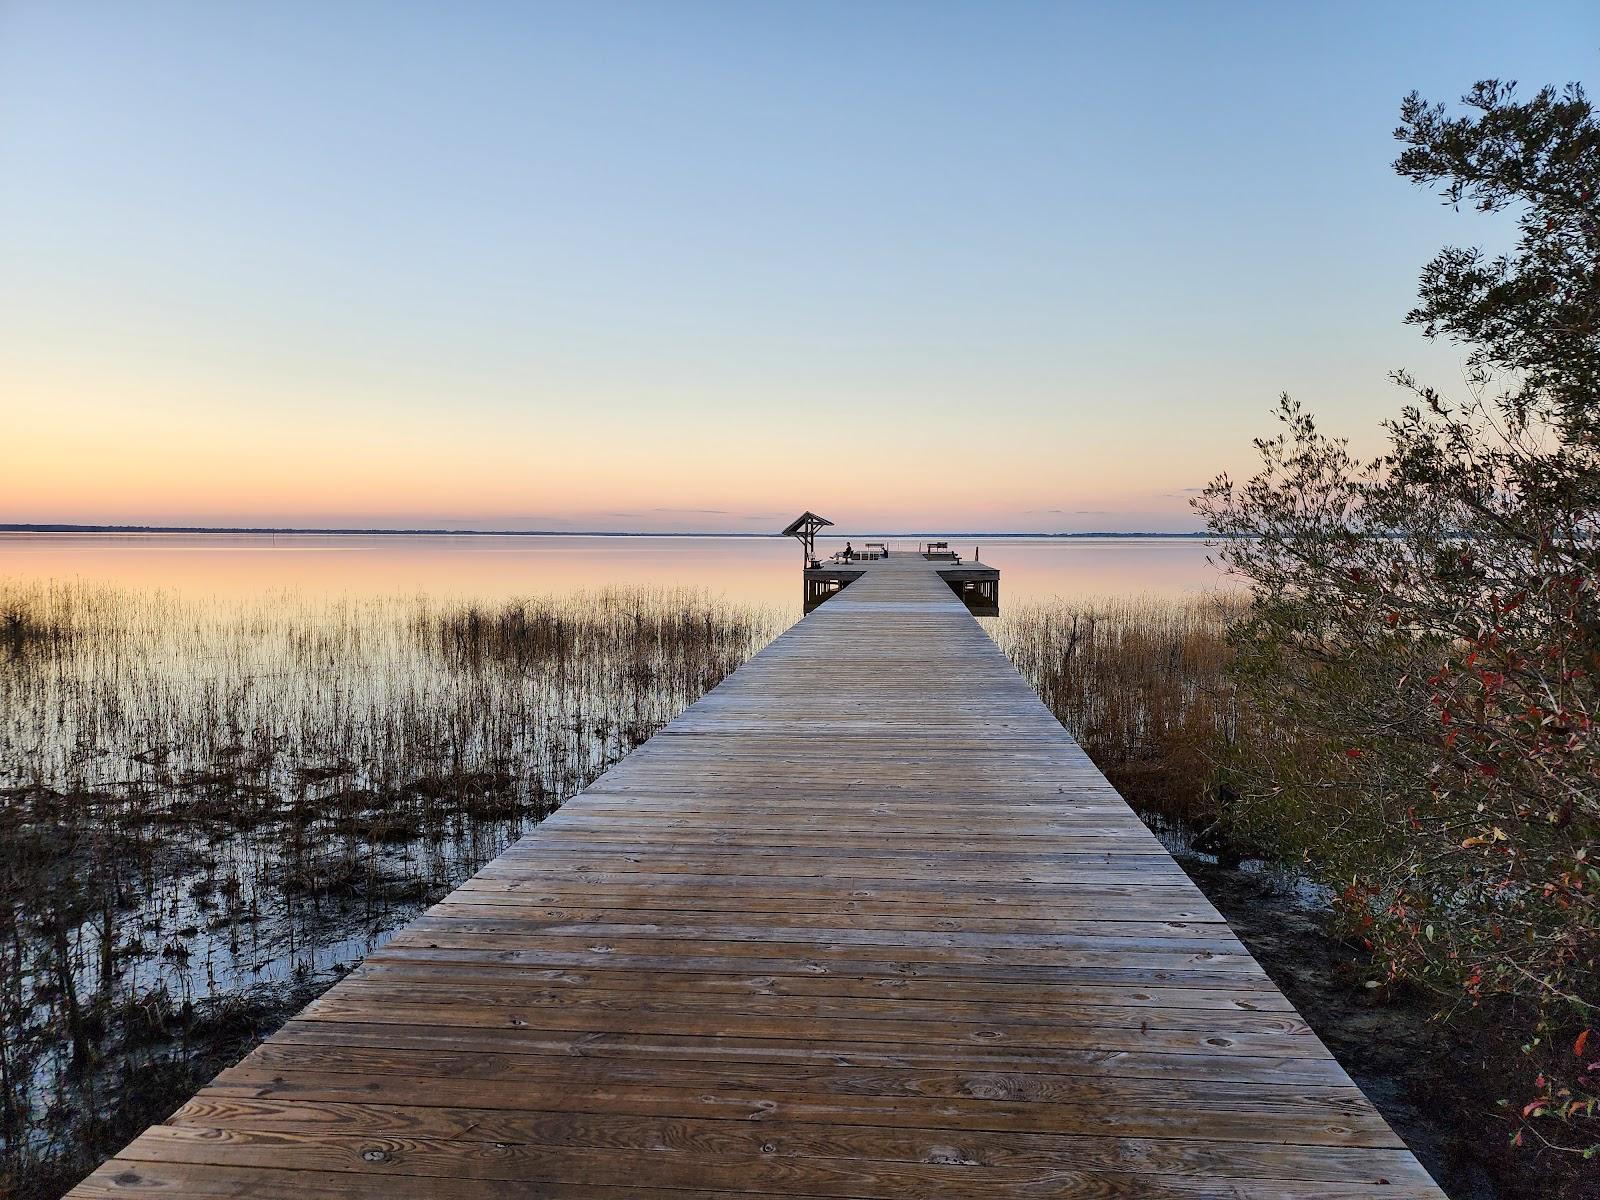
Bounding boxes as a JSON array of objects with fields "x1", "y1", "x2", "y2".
[{"x1": 1, "y1": 1, "x2": 1594, "y2": 531}]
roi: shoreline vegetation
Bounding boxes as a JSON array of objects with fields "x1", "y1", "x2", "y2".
[
  {"x1": 0, "y1": 579, "x2": 786, "y2": 1199},
  {"x1": 1183, "y1": 76, "x2": 1599, "y2": 1194}
]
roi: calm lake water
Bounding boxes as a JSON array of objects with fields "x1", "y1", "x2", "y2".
[{"x1": 0, "y1": 533, "x2": 1232, "y2": 609}]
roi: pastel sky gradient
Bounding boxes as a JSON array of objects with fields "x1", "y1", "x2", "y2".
[{"x1": 2, "y1": 1, "x2": 1594, "y2": 533}]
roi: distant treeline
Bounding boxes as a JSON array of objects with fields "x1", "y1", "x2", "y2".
[{"x1": 0, "y1": 524, "x2": 1214, "y2": 539}]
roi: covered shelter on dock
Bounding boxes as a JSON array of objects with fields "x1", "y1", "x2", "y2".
[{"x1": 781, "y1": 510, "x2": 833, "y2": 567}]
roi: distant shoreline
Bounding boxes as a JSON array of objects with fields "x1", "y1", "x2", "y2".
[{"x1": 1, "y1": 524, "x2": 1212, "y2": 540}]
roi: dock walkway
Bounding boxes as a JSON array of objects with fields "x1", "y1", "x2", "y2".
[{"x1": 74, "y1": 556, "x2": 1444, "y2": 1198}]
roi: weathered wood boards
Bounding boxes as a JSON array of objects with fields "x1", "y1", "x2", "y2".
[{"x1": 69, "y1": 557, "x2": 1445, "y2": 1198}]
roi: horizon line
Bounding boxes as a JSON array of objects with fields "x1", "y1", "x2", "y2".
[{"x1": 0, "y1": 523, "x2": 1212, "y2": 540}]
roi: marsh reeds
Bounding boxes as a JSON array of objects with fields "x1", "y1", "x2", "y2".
[
  {"x1": 990, "y1": 592, "x2": 1248, "y2": 830},
  {"x1": 0, "y1": 580, "x2": 783, "y2": 1196}
]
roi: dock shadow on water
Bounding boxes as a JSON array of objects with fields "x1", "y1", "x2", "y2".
[{"x1": 0, "y1": 580, "x2": 786, "y2": 1198}]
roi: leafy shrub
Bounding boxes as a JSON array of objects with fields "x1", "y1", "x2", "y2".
[{"x1": 1199, "y1": 80, "x2": 1598, "y2": 1158}]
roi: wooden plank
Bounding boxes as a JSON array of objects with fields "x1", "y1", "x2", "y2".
[{"x1": 67, "y1": 555, "x2": 1445, "y2": 1197}]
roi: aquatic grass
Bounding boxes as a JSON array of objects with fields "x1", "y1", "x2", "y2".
[
  {"x1": 990, "y1": 592, "x2": 1249, "y2": 829},
  {"x1": 0, "y1": 580, "x2": 95, "y2": 661}
]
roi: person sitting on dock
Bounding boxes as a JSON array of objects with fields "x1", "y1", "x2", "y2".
[{"x1": 841, "y1": 542, "x2": 854, "y2": 561}]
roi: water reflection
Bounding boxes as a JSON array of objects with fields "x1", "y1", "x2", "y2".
[{"x1": 0, "y1": 533, "x2": 1234, "y2": 608}]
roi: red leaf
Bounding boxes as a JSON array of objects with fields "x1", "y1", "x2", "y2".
[{"x1": 1576, "y1": 1029, "x2": 1591, "y2": 1058}]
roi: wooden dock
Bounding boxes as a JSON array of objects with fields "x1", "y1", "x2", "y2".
[
  {"x1": 72, "y1": 556, "x2": 1445, "y2": 1198},
  {"x1": 803, "y1": 550, "x2": 998, "y2": 614}
]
